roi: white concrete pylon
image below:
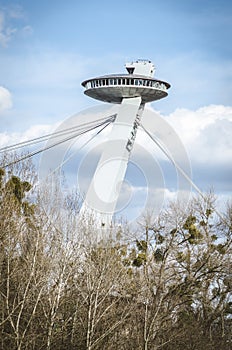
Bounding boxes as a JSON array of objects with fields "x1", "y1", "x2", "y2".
[{"x1": 80, "y1": 97, "x2": 144, "y2": 227}]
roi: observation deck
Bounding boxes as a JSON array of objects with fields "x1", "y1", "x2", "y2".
[
  {"x1": 82, "y1": 75, "x2": 170, "y2": 104},
  {"x1": 81, "y1": 60, "x2": 170, "y2": 104}
]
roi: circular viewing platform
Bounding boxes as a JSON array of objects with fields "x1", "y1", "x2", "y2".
[{"x1": 81, "y1": 74, "x2": 171, "y2": 104}]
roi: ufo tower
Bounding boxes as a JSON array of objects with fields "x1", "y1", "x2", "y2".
[{"x1": 80, "y1": 59, "x2": 170, "y2": 227}]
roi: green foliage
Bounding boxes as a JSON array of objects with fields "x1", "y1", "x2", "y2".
[
  {"x1": 223, "y1": 276, "x2": 231, "y2": 289},
  {"x1": 153, "y1": 248, "x2": 164, "y2": 262},
  {"x1": 126, "y1": 267, "x2": 133, "y2": 277},
  {"x1": 200, "y1": 220, "x2": 207, "y2": 226},
  {"x1": 0, "y1": 170, "x2": 34, "y2": 220},
  {"x1": 188, "y1": 225, "x2": 203, "y2": 244},
  {"x1": 183, "y1": 215, "x2": 196, "y2": 230},
  {"x1": 156, "y1": 233, "x2": 165, "y2": 244},
  {"x1": 22, "y1": 202, "x2": 36, "y2": 217},
  {"x1": 132, "y1": 252, "x2": 146, "y2": 267},
  {"x1": 211, "y1": 234, "x2": 218, "y2": 241},
  {"x1": 176, "y1": 251, "x2": 185, "y2": 263},
  {"x1": 182, "y1": 215, "x2": 203, "y2": 244},
  {"x1": 206, "y1": 208, "x2": 213, "y2": 217},
  {"x1": 215, "y1": 243, "x2": 226, "y2": 254},
  {"x1": 0, "y1": 167, "x2": 5, "y2": 183},
  {"x1": 136, "y1": 240, "x2": 147, "y2": 252}
]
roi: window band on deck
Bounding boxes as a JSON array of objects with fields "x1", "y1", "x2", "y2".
[{"x1": 85, "y1": 78, "x2": 167, "y2": 91}]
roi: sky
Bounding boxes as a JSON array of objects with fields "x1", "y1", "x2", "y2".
[{"x1": 0, "y1": 0, "x2": 231, "y2": 223}]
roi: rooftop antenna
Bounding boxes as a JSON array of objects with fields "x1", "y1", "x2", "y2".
[{"x1": 80, "y1": 59, "x2": 170, "y2": 227}]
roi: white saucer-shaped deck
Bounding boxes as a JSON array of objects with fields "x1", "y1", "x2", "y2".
[{"x1": 82, "y1": 74, "x2": 170, "y2": 104}]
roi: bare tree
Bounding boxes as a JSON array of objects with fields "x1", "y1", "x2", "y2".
[
  {"x1": 117, "y1": 193, "x2": 231, "y2": 350},
  {"x1": 0, "y1": 166, "x2": 46, "y2": 349},
  {"x1": 0, "y1": 157, "x2": 231, "y2": 350}
]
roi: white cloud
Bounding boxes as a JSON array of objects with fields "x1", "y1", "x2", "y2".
[
  {"x1": 0, "y1": 86, "x2": 12, "y2": 113},
  {"x1": 0, "y1": 104, "x2": 231, "y2": 206},
  {"x1": 0, "y1": 122, "x2": 58, "y2": 147},
  {"x1": 115, "y1": 185, "x2": 194, "y2": 225},
  {"x1": 0, "y1": 10, "x2": 16, "y2": 46},
  {"x1": 0, "y1": 6, "x2": 31, "y2": 47},
  {"x1": 22, "y1": 25, "x2": 33, "y2": 36},
  {"x1": 38, "y1": 104, "x2": 231, "y2": 197},
  {"x1": 166, "y1": 105, "x2": 232, "y2": 165},
  {"x1": 7, "y1": 4, "x2": 25, "y2": 19}
]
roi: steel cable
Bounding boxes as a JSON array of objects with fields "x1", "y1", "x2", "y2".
[
  {"x1": 1, "y1": 115, "x2": 115, "y2": 169},
  {"x1": 0, "y1": 114, "x2": 116, "y2": 154}
]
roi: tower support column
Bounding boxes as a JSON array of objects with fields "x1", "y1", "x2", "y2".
[{"x1": 81, "y1": 96, "x2": 144, "y2": 226}]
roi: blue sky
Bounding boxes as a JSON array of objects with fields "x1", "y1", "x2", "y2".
[
  {"x1": 0, "y1": 0, "x2": 231, "y2": 222},
  {"x1": 0, "y1": 0, "x2": 231, "y2": 124}
]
